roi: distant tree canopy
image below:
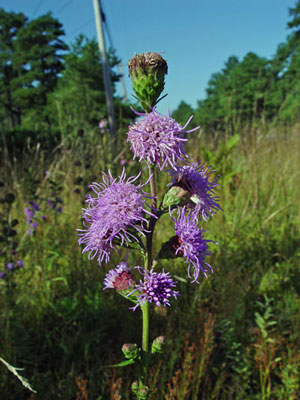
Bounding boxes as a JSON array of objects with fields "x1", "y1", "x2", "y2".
[
  {"x1": 172, "y1": 0, "x2": 300, "y2": 133},
  {"x1": 0, "y1": 10, "x2": 68, "y2": 138},
  {"x1": 0, "y1": 9, "x2": 133, "y2": 149}
]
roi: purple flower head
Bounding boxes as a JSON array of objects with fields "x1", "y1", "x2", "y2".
[
  {"x1": 27, "y1": 221, "x2": 38, "y2": 235},
  {"x1": 99, "y1": 119, "x2": 108, "y2": 129},
  {"x1": 127, "y1": 109, "x2": 199, "y2": 170},
  {"x1": 24, "y1": 207, "x2": 34, "y2": 224},
  {"x1": 6, "y1": 262, "x2": 14, "y2": 270},
  {"x1": 16, "y1": 260, "x2": 25, "y2": 268},
  {"x1": 31, "y1": 202, "x2": 40, "y2": 211},
  {"x1": 168, "y1": 162, "x2": 221, "y2": 221},
  {"x1": 78, "y1": 169, "x2": 154, "y2": 265},
  {"x1": 131, "y1": 268, "x2": 179, "y2": 310},
  {"x1": 171, "y1": 207, "x2": 214, "y2": 282},
  {"x1": 103, "y1": 262, "x2": 135, "y2": 290},
  {"x1": 48, "y1": 199, "x2": 56, "y2": 209},
  {"x1": 57, "y1": 206, "x2": 63, "y2": 213},
  {"x1": 0, "y1": 272, "x2": 7, "y2": 279}
]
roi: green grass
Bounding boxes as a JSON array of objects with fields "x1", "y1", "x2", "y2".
[{"x1": 0, "y1": 124, "x2": 299, "y2": 399}]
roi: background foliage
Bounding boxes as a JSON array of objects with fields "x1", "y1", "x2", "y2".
[{"x1": 1, "y1": 3, "x2": 300, "y2": 399}]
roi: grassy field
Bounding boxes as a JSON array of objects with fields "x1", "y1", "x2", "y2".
[{"x1": 0, "y1": 123, "x2": 299, "y2": 399}]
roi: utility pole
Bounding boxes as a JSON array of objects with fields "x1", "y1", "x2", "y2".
[
  {"x1": 118, "y1": 63, "x2": 128, "y2": 103},
  {"x1": 93, "y1": 0, "x2": 117, "y2": 144}
]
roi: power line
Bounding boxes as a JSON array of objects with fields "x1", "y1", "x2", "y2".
[
  {"x1": 32, "y1": 0, "x2": 44, "y2": 17},
  {"x1": 55, "y1": 0, "x2": 76, "y2": 16},
  {"x1": 100, "y1": 2, "x2": 114, "y2": 49},
  {"x1": 104, "y1": 21, "x2": 113, "y2": 49},
  {"x1": 69, "y1": 18, "x2": 94, "y2": 36}
]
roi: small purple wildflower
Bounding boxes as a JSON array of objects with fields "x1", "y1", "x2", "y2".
[
  {"x1": 27, "y1": 221, "x2": 38, "y2": 235},
  {"x1": 78, "y1": 169, "x2": 154, "y2": 265},
  {"x1": 103, "y1": 262, "x2": 135, "y2": 290},
  {"x1": 132, "y1": 268, "x2": 179, "y2": 310},
  {"x1": 6, "y1": 262, "x2": 14, "y2": 270},
  {"x1": 171, "y1": 207, "x2": 214, "y2": 282},
  {"x1": 57, "y1": 206, "x2": 63, "y2": 213},
  {"x1": 16, "y1": 260, "x2": 25, "y2": 268},
  {"x1": 168, "y1": 162, "x2": 221, "y2": 221},
  {"x1": 31, "y1": 202, "x2": 40, "y2": 211},
  {"x1": 127, "y1": 109, "x2": 198, "y2": 170},
  {"x1": 0, "y1": 272, "x2": 7, "y2": 279},
  {"x1": 99, "y1": 119, "x2": 108, "y2": 129},
  {"x1": 48, "y1": 199, "x2": 56, "y2": 209}
]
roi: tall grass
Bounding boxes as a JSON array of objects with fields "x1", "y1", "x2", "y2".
[{"x1": 0, "y1": 123, "x2": 299, "y2": 399}]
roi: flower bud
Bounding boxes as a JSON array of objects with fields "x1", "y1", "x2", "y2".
[
  {"x1": 157, "y1": 236, "x2": 183, "y2": 260},
  {"x1": 104, "y1": 263, "x2": 135, "y2": 291},
  {"x1": 151, "y1": 336, "x2": 165, "y2": 354},
  {"x1": 128, "y1": 52, "x2": 168, "y2": 111},
  {"x1": 122, "y1": 343, "x2": 139, "y2": 360},
  {"x1": 131, "y1": 381, "x2": 149, "y2": 399},
  {"x1": 131, "y1": 381, "x2": 139, "y2": 392},
  {"x1": 162, "y1": 185, "x2": 190, "y2": 208}
]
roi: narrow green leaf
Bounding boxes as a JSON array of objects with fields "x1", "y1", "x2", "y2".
[{"x1": 106, "y1": 359, "x2": 135, "y2": 368}]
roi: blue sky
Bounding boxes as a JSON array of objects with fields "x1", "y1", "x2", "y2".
[{"x1": 2, "y1": 0, "x2": 296, "y2": 114}]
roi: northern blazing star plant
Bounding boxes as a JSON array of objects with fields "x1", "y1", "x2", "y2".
[{"x1": 78, "y1": 52, "x2": 221, "y2": 399}]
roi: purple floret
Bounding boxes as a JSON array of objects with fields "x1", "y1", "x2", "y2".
[
  {"x1": 103, "y1": 262, "x2": 135, "y2": 290},
  {"x1": 132, "y1": 268, "x2": 179, "y2": 310},
  {"x1": 78, "y1": 169, "x2": 154, "y2": 265},
  {"x1": 168, "y1": 162, "x2": 221, "y2": 221},
  {"x1": 127, "y1": 109, "x2": 199, "y2": 170},
  {"x1": 171, "y1": 207, "x2": 214, "y2": 282}
]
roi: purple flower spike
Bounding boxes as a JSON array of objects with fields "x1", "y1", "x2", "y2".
[
  {"x1": 127, "y1": 109, "x2": 199, "y2": 170},
  {"x1": 24, "y1": 207, "x2": 34, "y2": 224},
  {"x1": 78, "y1": 169, "x2": 154, "y2": 265},
  {"x1": 168, "y1": 162, "x2": 221, "y2": 221},
  {"x1": 171, "y1": 207, "x2": 214, "y2": 282},
  {"x1": 103, "y1": 262, "x2": 135, "y2": 290},
  {"x1": 133, "y1": 268, "x2": 179, "y2": 310}
]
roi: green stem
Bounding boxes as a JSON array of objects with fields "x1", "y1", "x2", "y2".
[
  {"x1": 142, "y1": 302, "x2": 149, "y2": 354},
  {"x1": 146, "y1": 165, "x2": 157, "y2": 271},
  {"x1": 138, "y1": 165, "x2": 158, "y2": 397}
]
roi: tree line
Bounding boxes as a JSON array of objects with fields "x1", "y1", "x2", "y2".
[
  {"x1": 0, "y1": 9, "x2": 133, "y2": 150},
  {"x1": 173, "y1": 0, "x2": 300, "y2": 134}
]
